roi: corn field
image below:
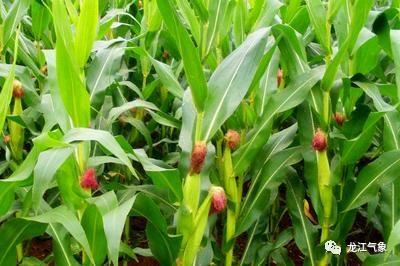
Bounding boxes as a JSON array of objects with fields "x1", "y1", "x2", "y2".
[{"x1": 1, "y1": 0, "x2": 400, "y2": 265}]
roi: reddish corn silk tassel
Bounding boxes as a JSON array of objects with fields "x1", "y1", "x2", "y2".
[
  {"x1": 80, "y1": 168, "x2": 99, "y2": 190},
  {"x1": 277, "y1": 68, "x2": 283, "y2": 87},
  {"x1": 312, "y1": 128, "x2": 327, "y2": 151},
  {"x1": 334, "y1": 112, "x2": 345, "y2": 126},
  {"x1": 3, "y1": 135, "x2": 11, "y2": 144},
  {"x1": 210, "y1": 186, "x2": 227, "y2": 214},
  {"x1": 225, "y1": 130, "x2": 241, "y2": 150},
  {"x1": 12, "y1": 80, "x2": 24, "y2": 98},
  {"x1": 190, "y1": 141, "x2": 207, "y2": 174},
  {"x1": 40, "y1": 65, "x2": 48, "y2": 75},
  {"x1": 163, "y1": 50, "x2": 170, "y2": 60}
]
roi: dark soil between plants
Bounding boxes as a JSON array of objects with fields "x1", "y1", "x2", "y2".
[{"x1": 26, "y1": 212, "x2": 382, "y2": 265}]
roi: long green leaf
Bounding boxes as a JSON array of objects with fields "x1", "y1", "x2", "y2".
[
  {"x1": 0, "y1": 30, "x2": 19, "y2": 133},
  {"x1": 2, "y1": 0, "x2": 30, "y2": 47},
  {"x1": 343, "y1": 151, "x2": 400, "y2": 211},
  {"x1": 48, "y1": 223, "x2": 80, "y2": 266},
  {"x1": 233, "y1": 67, "x2": 323, "y2": 175},
  {"x1": 156, "y1": 0, "x2": 208, "y2": 111},
  {"x1": 25, "y1": 206, "x2": 95, "y2": 265},
  {"x1": 81, "y1": 204, "x2": 107, "y2": 266},
  {"x1": 0, "y1": 219, "x2": 46, "y2": 266},
  {"x1": 87, "y1": 44, "x2": 126, "y2": 105},
  {"x1": 149, "y1": 57, "x2": 184, "y2": 99},
  {"x1": 204, "y1": 0, "x2": 228, "y2": 56},
  {"x1": 89, "y1": 192, "x2": 136, "y2": 266},
  {"x1": 63, "y1": 128, "x2": 136, "y2": 176},
  {"x1": 75, "y1": 0, "x2": 98, "y2": 68},
  {"x1": 201, "y1": 28, "x2": 269, "y2": 141},
  {"x1": 305, "y1": 0, "x2": 330, "y2": 53},
  {"x1": 286, "y1": 176, "x2": 318, "y2": 266},
  {"x1": 341, "y1": 112, "x2": 384, "y2": 165},
  {"x1": 237, "y1": 147, "x2": 302, "y2": 234},
  {"x1": 133, "y1": 193, "x2": 181, "y2": 265},
  {"x1": 32, "y1": 148, "x2": 74, "y2": 208},
  {"x1": 53, "y1": 0, "x2": 90, "y2": 127},
  {"x1": 31, "y1": 1, "x2": 51, "y2": 40},
  {"x1": 390, "y1": 30, "x2": 400, "y2": 103}
]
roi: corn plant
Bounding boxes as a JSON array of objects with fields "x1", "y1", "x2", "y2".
[{"x1": 2, "y1": 0, "x2": 400, "y2": 265}]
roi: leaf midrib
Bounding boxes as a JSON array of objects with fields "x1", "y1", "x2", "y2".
[
  {"x1": 347, "y1": 157, "x2": 400, "y2": 210},
  {"x1": 287, "y1": 180, "x2": 316, "y2": 266},
  {"x1": 203, "y1": 42, "x2": 255, "y2": 140}
]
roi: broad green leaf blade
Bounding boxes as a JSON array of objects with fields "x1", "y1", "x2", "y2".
[
  {"x1": 175, "y1": 0, "x2": 201, "y2": 42},
  {"x1": 147, "y1": 169, "x2": 183, "y2": 202},
  {"x1": 272, "y1": 24, "x2": 309, "y2": 76},
  {"x1": 322, "y1": 0, "x2": 373, "y2": 90},
  {"x1": 343, "y1": 151, "x2": 400, "y2": 211},
  {"x1": 387, "y1": 217, "x2": 400, "y2": 254},
  {"x1": 390, "y1": 30, "x2": 400, "y2": 103},
  {"x1": 352, "y1": 30, "x2": 380, "y2": 75},
  {"x1": 178, "y1": 90, "x2": 196, "y2": 175},
  {"x1": 364, "y1": 254, "x2": 400, "y2": 266},
  {"x1": 89, "y1": 192, "x2": 136, "y2": 266},
  {"x1": 32, "y1": 148, "x2": 74, "y2": 208},
  {"x1": 124, "y1": 117, "x2": 153, "y2": 148},
  {"x1": 108, "y1": 99, "x2": 158, "y2": 122},
  {"x1": 249, "y1": 123, "x2": 298, "y2": 192},
  {"x1": 144, "y1": 0, "x2": 162, "y2": 32},
  {"x1": 87, "y1": 45, "x2": 126, "y2": 106},
  {"x1": 0, "y1": 219, "x2": 47, "y2": 266},
  {"x1": 53, "y1": 0, "x2": 90, "y2": 127},
  {"x1": 31, "y1": 1, "x2": 51, "y2": 40},
  {"x1": 63, "y1": 128, "x2": 136, "y2": 176},
  {"x1": 48, "y1": 223, "x2": 80, "y2": 266},
  {"x1": 233, "y1": 67, "x2": 324, "y2": 175},
  {"x1": 2, "y1": 0, "x2": 31, "y2": 47},
  {"x1": 156, "y1": 0, "x2": 207, "y2": 111},
  {"x1": 204, "y1": 0, "x2": 228, "y2": 56},
  {"x1": 149, "y1": 57, "x2": 184, "y2": 99},
  {"x1": 347, "y1": 0, "x2": 374, "y2": 52},
  {"x1": 43, "y1": 50, "x2": 71, "y2": 132},
  {"x1": 327, "y1": 0, "x2": 344, "y2": 22},
  {"x1": 146, "y1": 223, "x2": 182, "y2": 266},
  {"x1": 0, "y1": 30, "x2": 18, "y2": 133},
  {"x1": 81, "y1": 205, "x2": 107, "y2": 266},
  {"x1": 305, "y1": 0, "x2": 330, "y2": 53},
  {"x1": 0, "y1": 64, "x2": 15, "y2": 133},
  {"x1": 255, "y1": 49, "x2": 280, "y2": 115},
  {"x1": 237, "y1": 147, "x2": 303, "y2": 235},
  {"x1": 75, "y1": 0, "x2": 98, "y2": 69},
  {"x1": 341, "y1": 112, "x2": 384, "y2": 165},
  {"x1": 25, "y1": 206, "x2": 95, "y2": 265},
  {"x1": 133, "y1": 193, "x2": 181, "y2": 265},
  {"x1": 233, "y1": 0, "x2": 246, "y2": 46},
  {"x1": 0, "y1": 183, "x2": 15, "y2": 216},
  {"x1": 201, "y1": 28, "x2": 269, "y2": 141},
  {"x1": 286, "y1": 176, "x2": 318, "y2": 266}
]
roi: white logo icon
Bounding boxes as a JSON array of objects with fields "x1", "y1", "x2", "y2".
[{"x1": 325, "y1": 240, "x2": 341, "y2": 255}]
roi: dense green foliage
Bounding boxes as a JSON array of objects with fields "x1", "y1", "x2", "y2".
[{"x1": 1, "y1": 0, "x2": 400, "y2": 265}]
